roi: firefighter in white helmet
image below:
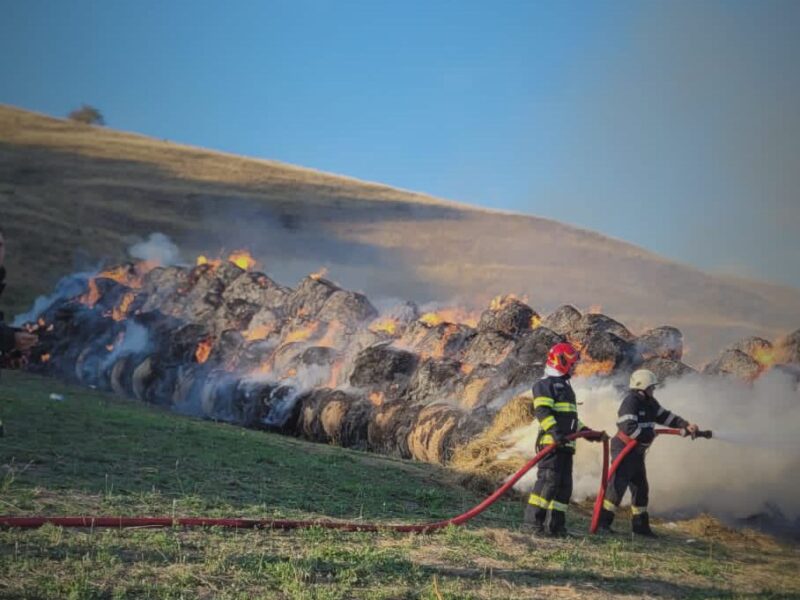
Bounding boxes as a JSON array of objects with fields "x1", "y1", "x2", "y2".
[{"x1": 597, "y1": 369, "x2": 700, "y2": 536}]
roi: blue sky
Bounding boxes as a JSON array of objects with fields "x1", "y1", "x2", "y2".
[{"x1": 2, "y1": 1, "x2": 799, "y2": 288}]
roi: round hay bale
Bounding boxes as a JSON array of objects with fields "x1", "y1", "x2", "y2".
[
  {"x1": 636, "y1": 326, "x2": 684, "y2": 361},
  {"x1": 703, "y1": 349, "x2": 762, "y2": 381},
  {"x1": 349, "y1": 343, "x2": 418, "y2": 387},
  {"x1": 477, "y1": 297, "x2": 537, "y2": 338},
  {"x1": 287, "y1": 276, "x2": 340, "y2": 318},
  {"x1": 640, "y1": 356, "x2": 696, "y2": 381},
  {"x1": 777, "y1": 329, "x2": 800, "y2": 364},
  {"x1": 460, "y1": 331, "x2": 515, "y2": 366},
  {"x1": 407, "y1": 357, "x2": 462, "y2": 405},
  {"x1": 317, "y1": 290, "x2": 378, "y2": 327},
  {"x1": 507, "y1": 327, "x2": 564, "y2": 366},
  {"x1": 542, "y1": 305, "x2": 582, "y2": 336}
]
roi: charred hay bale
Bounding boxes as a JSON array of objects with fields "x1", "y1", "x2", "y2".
[
  {"x1": 287, "y1": 276, "x2": 339, "y2": 318},
  {"x1": 406, "y1": 404, "x2": 487, "y2": 463},
  {"x1": 703, "y1": 349, "x2": 762, "y2": 381},
  {"x1": 477, "y1": 298, "x2": 537, "y2": 338},
  {"x1": 131, "y1": 355, "x2": 179, "y2": 406},
  {"x1": 542, "y1": 305, "x2": 582, "y2": 336},
  {"x1": 569, "y1": 313, "x2": 634, "y2": 346},
  {"x1": 175, "y1": 263, "x2": 245, "y2": 322},
  {"x1": 776, "y1": 329, "x2": 800, "y2": 364},
  {"x1": 299, "y1": 346, "x2": 339, "y2": 367},
  {"x1": 317, "y1": 290, "x2": 378, "y2": 328},
  {"x1": 460, "y1": 331, "x2": 515, "y2": 366},
  {"x1": 141, "y1": 266, "x2": 191, "y2": 311},
  {"x1": 270, "y1": 342, "x2": 311, "y2": 374},
  {"x1": 350, "y1": 343, "x2": 418, "y2": 387},
  {"x1": 635, "y1": 326, "x2": 684, "y2": 361},
  {"x1": 640, "y1": 357, "x2": 696, "y2": 381},
  {"x1": 450, "y1": 393, "x2": 536, "y2": 491},
  {"x1": 399, "y1": 321, "x2": 475, "y2": 359},
  {"x1": 221, "y1": 271, "x2": 290, "y2": 313},
  {"x1": 368, "y1": 401, "x2": 422, "y2": 458},
  {"x1": 207, "y1": 329, "x2": 245, "y2": 367},
  {"x1": 91, "y1": 278, "x2": 134, "y2": 312},
  {"x1": 110, "y1": 355, "x2": 135, "y2": 397},
  {"x1": 214, "y1": 299, "x2": 261, "y2": 332},
  {"x1": 577, "y1": 331, "x2": 640, "y2": 375},
  {"x1": 369, "y1": 302, "x2": 420, "y2": 338},
  {"x1": 244, "y1": 309, "x2": 282, "y2": 340},
  {"x1": 171, "y1": 364, "x2": 210, "y2": 409},
  {"x1": 297, "y1": 389, "x2": 371, "y2": 449},
  {"x1": 507, "y1": 327, "x2": 564, "y2": 365},
  {"x1": 168, "y1": 323, "x2": 213, "y2": 364},
  {"x1": 236, "y1": 339, "x2": 277, "y2": 371},
  {"x1": 459, "y1": 365, "x2": 505, "y2": 409},
  {"x1": 407, "y1": 357, "x2": 463, "y2": 405},
  {"x1": 199, "y1": 370, "x2": 240, "y2": 420},
  {"x1": 230, "y1": 379, "x2": 275, "y2": 428}
]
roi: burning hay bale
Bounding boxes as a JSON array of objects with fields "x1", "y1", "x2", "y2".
[
  {"x1": 477, "y1": 295, "x2": 538, "y2": 338},
  {"x1": 541, "y1": 305, "x2": 582, "y2": 336},
  {"x1": 407, "y1": 357, "x2": 463, "y2": 405},
  {"x1": 349, "y1": 343, "x2": 418, "y2": 389},
  {"x1": 575, "y1": 331, "x2": 639, "y2": 377},
  {"x1": 297, "y1": 389, "x2": 371, "y2": 449},
  {"x1": 286, "y1": 276, "x2": 340, "y2": 318},
  {"x1": 703, "y1": 349, "x2": 762, "y2": 381},
  {"x1": 640, "y1": 357, "x2": 696, "y2": 381},
  {"x1": 459, "y1": 330, "x2": 515, "y2": 366},
  {"x1": 568, "y1": 313, "x2": 635, "y2": 346},
  {"x1": 635, "y1": 326, "x2": 684, "y2": 360}
]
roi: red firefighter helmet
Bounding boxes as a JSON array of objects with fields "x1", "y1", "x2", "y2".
[{"x1": 546, "y1": 342, "x2": 580, "y2": 375}]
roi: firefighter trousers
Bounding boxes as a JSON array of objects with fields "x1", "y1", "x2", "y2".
[
  {"x1": 604, "y1": 441, "x2": 649, "y2": 514},
  {"x1": 525, "y1": 450, "x2": 573, "y2": 533}
]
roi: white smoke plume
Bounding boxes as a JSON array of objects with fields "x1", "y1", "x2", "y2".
[
  {"x1": 128, "y1": 233, "x2": 181, "y2": 266},
  {"x1": 510, "y1": 372, "x2": 800, "y2": 521}
]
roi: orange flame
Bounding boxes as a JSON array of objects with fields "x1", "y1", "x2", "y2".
[
  {"x1": 419, "y1": 308, "x2": 479, "y2": 328},
  {"x1": 111, "y1": 292, "x2": 135, "y2": 321},
  {"x1": 460, "y1": 362, "x2": 475, "y2": 375},
  {"x1": 195, "y1": 338, "x2": 213, "y2": 364},
  {"x1": 228, "y1": 250, "x2": 258, "y2": 271},
  {"x1": 310, "y1": 267, "x2": 328, "y2": 281},
  {"x1": 588, "y1": 304, "x2": 603, "y2": 315},
  {"x1": 574, "y1": 359, "x2": 615, "y2": 378},
  {"x1": 752, "y1": 345, "x2": 787, "y2": 370},
  {"x1": 79, "y1": 279, "x2": 101, "y2": 307},
  {"x1": 244, "y1": 323, "x2": 275, "y2": 342},
  {"x1": 326, "y1": 361, "x2": 345, "y2": 388},
  {"x1": 41, "y1": 353, "x2": 51, "y2": 363},
  {"x1": 489, "y1": 293, "x2": 529, "y2": 312},
  {"x1": 370, "y1": 317, "x2": 400, "y2": 336},
  {"x1": 369, "y1": 391, "x2": 385, "y2": 406},
  {"x1": 98, "y1": 261, "x2": 157, "y2": 289},
  {"x1": 283, "y1": 322, "x2": 320, "y2": 345}
]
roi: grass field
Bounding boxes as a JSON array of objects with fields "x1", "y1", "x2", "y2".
[{"x1": 1, "y1": 370, "x2": 798, "y2": 599}]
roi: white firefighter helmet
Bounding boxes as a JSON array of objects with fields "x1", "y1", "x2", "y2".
[{"x1": 630, "y1": 369, "x2": 659, "y2": 391}]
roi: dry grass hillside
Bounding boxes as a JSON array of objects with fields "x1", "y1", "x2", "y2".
[{"x1": 1, "y1": 104, "x2": 798, "y2": 363}]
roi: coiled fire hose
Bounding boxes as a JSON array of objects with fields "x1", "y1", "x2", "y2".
[
  {"x1": 589, "y1": 427, "x2": 713, "y2": 534},
  {"x1": 1, "y1": 430, "x2": 608, "y2": 532}
]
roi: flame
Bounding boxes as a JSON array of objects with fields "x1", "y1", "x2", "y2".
[
  {"x1": 489, "y1": 293, "x2": 529, "y2": 312},
  {"x1": 111, "y1": 292, "x2": 135, "y2": 321},
  {"x1": 310, "y1": 267, "x2": 328, "y2": 281},
  {"x1": 574, "y1": 359, "x2": 615, "y2": 378},
  {"x1": 752, "y1": 345, "x2": 787, "y2": 370},
  {"x1": 419, "y1": 308, "x2": 479, "y2": 328},
  {"x1": 228, "y1": 250, "x2": 258, "y2": 271},
  {"x1": 195, "y1": 338, "x2": 213, "y2": 364},
  {"x1": 244, "y1": 323, "x2": 275, "y2": 342},
  {"x1": 79, "y1": 279, "x2": 101, "y2": 307},
  {"x1": 369, "y1": 391, "x2": 385, "y2": 406},
  {"x1": 283, "y1": 322, "x2": 320, "y2": 345},
  {"x1": 196, "y1": 255, "x2": 222, "y2": 269},
  {"x1": 531, "y1": 314, "x2": 542, "y2": 329},
  {"x1": 460, "y1": 363, "x2": 475, "y2": 375},
  {"x1": 41, "y1": 353, "x2": 51, "y2": 363},
  {"x1": 98, "y1": 261, "x2": 157, "y2": 289},
  {"x1": 105, "y1": 344, "x2": 115, "y2": 352},
  {"x1": 588, "y1": 304, "x2": 603, "y2": 315},
  {"x1": 370, "y1": 317, "x2": 399, "y2": 336},
  {"x1": 284, "y1": 368, "x2": 297, "y2": 379}
]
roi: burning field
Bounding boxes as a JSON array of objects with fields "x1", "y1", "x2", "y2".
[{"x1": 14, "y1": 243, "x2": 800, "y2": 477}]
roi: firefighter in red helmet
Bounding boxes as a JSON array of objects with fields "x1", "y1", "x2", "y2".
[{"x1": 524, "y1": 342, "x2": 605, "y2": 536}]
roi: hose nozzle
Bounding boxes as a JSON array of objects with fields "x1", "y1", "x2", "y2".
[{"x1": 696, "y1": 429, "x2": 712, "y2": 439}]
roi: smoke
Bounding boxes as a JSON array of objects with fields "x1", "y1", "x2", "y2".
[
  {"x1": 510, "y1": 371, "x2": 800, "y2": 520},
  {"x1": 128, "y1": 233, "x2": 181, "y2": 266},
  {"x1": 101, "y1": 321, "x2": 151, "y2": 371},
  {"x1": 13, "y1": 271, "x2": 94, "y2": 326}
]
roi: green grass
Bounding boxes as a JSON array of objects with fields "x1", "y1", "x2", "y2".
[{"x1": 1, "y1": 371, "x2": 799, "y2": 599}]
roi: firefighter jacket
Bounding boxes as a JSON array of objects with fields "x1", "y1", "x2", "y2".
[
  {"x1": 0, "y1": 266, "x2": 17, "y2": 355},
  {"x1": 532, "y1": 373, "x2": 587, "y2": 452},
  {"x1": 616, "y1": 389, "x2": 688, "y2": 448}
]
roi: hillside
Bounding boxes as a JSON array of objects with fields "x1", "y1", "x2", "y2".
[
  {"x1": 1, "y1": 371, "x2": 798, "y2": 598},
  {"x1": 1, "y1": 104, "x2": 799, "y2": 363}
]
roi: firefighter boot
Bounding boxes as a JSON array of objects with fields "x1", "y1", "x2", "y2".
[
  {"x1": 632, "y1": 512, "x2": 657, "y2": 537},
  {"x1": 523, "y1": 504, "x2": 545, "y2": 535},
  {"x1": 546, "y1": 510, "x2": 568, "y2": 537},
  {"x1": 597, "y1": 508, "x2": 616, "y2": 533}
]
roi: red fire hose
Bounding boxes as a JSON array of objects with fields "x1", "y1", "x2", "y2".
[
  {"x1": 1, "y1": 430, "x2": 608, "y2": 533},
  {"x1": 589, "y1": 427, "x2": 712, "y2": 533}
]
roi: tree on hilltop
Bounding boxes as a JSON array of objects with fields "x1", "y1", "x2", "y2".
[{"x1": 67, "y1": 104, "x2": 105, "y2": 126}]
